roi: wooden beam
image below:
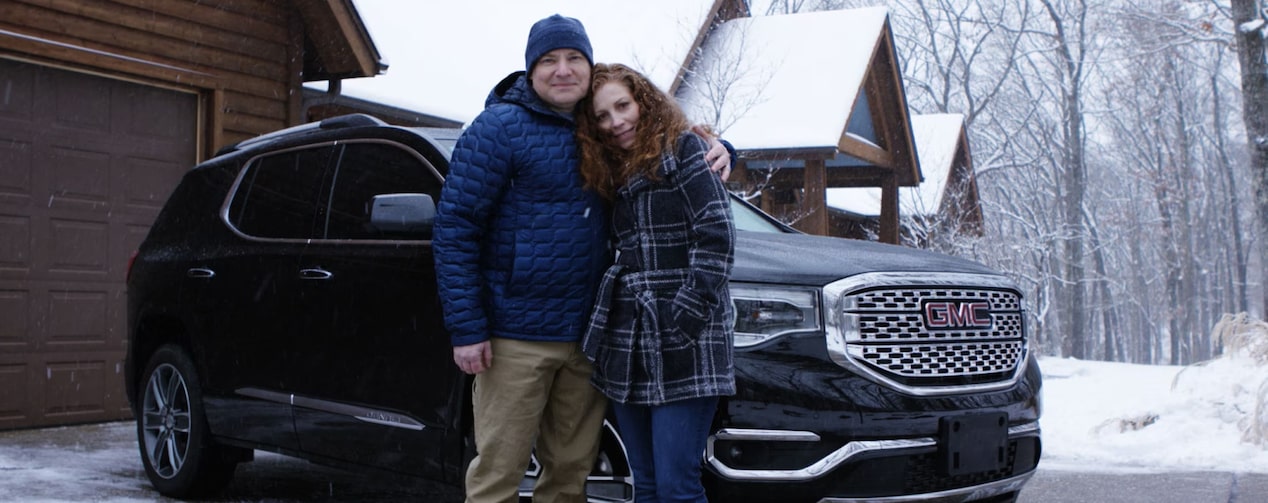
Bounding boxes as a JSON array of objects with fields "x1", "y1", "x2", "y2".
[
  {"x1": 729, "y1": 159, "x2": 750, "y2": 192},
  {"x1": 759, "y1": 186, "x2": 774, "y2": 215},
  {"x1": 736, "y1": 147, "x2": 837, "y2": 161},
  {"x1": 0, "y1": 25, "x2": 285, "y2": 99},
  {"x1": 5, "y1": 1, "x2": 282, "y2": 72},
  {"x1": 797, "y1": 158, "x2": 828, "y2": 236},
  {"x1": 824, "y1": 166, "x2": 890, "y2": 187},
  {"x1": 24, "y1": 0, "x2": 288, "y2": 62},
  {"x1": 110, "y1": 0, "x2": 289, "y2": 44},
  {"x1": 327, "y1": 0, "x2": 380, "y2": 77},
  {"x1": 747, "y1": 164, "x2": 895, "y2": 195},
  {"x1": 872, "y1": 22, "x2": 921, "y2": 186},
  {"x1": 838, "y1": 132, "x2": 892, "y2": 168},
  {"x1": 0, "y1": 28, "x2": 217, "y2": 86},
  {"x1": 765, "y1": 168, "x2": 803, "y2": 187},
  {"x1": 208, "y1": 88, "x2": 226, "y2": 159},
  {"x1": 878, "y1": 174, "x2": 899, "y2": 244},
  {"x1": 293, "y1": 0, "x2": 381, "y2": 79},
  {"x1": 286, "y1": 9, "x2": 304, "y2": 126}
]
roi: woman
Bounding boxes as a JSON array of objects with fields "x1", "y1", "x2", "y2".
[{"x1": 576, "y1": 63, "x2": 736, "y2": 503}]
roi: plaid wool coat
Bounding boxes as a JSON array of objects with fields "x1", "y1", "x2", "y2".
[{"x1": 582, "y1": 132, "x2": 737, "y2": 405}]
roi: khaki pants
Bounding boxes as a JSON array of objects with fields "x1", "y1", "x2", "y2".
[{"x1": 465, "y1": 338, "x2": 608, "y2": 503}]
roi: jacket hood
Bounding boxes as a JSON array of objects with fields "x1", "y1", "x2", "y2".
[
  {"x1": 733, "y1": 231, "x2": 1001, "y2": 286},
  {"x1": 484, "y1": 71, "x2": 575, "y2": 124}
]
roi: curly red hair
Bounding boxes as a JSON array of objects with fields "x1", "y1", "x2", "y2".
[{"x1": 575, "y1": 63, "x2": 691, "y2": 201}]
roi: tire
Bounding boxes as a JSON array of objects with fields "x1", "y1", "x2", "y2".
[
  {"x1": 136, "y1": 344, "x2": 240, "y2": 498},
  {"x1": 586, "y1": 425, "x2": 635, "y2": 502},
  {"x1": 515, "y1": 420, "x2": 634, "y2": 502}
]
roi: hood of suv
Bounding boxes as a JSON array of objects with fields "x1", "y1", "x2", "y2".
[{"x1": 733, "y1": 231, "x2": 1000, "y2": 286}]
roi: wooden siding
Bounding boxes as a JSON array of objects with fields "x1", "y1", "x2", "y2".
[{"x1": 0, "y1": 0, "x2": 305, "y2": 155}]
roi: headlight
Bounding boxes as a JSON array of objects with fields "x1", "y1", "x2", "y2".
[{"x1": 729, "y1": 283, "x2": 822, "y2": 348}]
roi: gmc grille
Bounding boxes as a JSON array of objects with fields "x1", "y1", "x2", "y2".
[{"x1": 824, "y1": 272, "x2": 1028, "y2": 396}]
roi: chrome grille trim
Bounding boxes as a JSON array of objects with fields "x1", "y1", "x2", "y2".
[
  {"x1": 705, "y1": 422, "x2": 1041, "y2": 483},
  {"x1": 825, "y1": 272, "x2": 1028, "y2": 396}
]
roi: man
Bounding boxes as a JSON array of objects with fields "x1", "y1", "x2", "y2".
[{"x1": 433, "y1": 14, "x2": 731, "y2": 503}]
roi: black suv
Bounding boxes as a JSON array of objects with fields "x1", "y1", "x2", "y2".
[{"x1": 126, "y1": 114, "x2": 1041, "y2": 502}]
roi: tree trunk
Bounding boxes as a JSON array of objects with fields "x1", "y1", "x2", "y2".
[
  {"x1": 1171, "y1": 56, "x2": 1199, "y2": 364},
  {"x1": 1231, "y1": 0, "x2": 1268, "y2": 318},
  {"x1": 1211, "y1": 52, "x2": 1250, "y2": 314},
  {"x1": 1042, "y1": 0, "x2": 1090, "y2": 359},
  {"x1": 1088, "y1": 219, "x2": 1117, "y2": 361}
]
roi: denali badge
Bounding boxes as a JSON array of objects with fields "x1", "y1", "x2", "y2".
[{"x1": 924, "y1": 301, "x2": 992, "y2": 329}]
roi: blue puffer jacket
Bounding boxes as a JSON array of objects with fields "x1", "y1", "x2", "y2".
[{"x1": 434, "y1": 72, "x2": 610, "y2": 347}]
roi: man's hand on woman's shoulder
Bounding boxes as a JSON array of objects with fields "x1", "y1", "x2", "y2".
[{"x1": 692, "y1": 124, "x2": 732, "y2": 182}]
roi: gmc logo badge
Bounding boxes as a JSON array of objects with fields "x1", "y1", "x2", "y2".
[{"x1": 924, "y1": 301, "x2": 992, "y2": 329}]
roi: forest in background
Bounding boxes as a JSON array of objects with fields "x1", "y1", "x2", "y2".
[{"x1": 746, "y1": 0, "x2": 1268, "y2": 365}]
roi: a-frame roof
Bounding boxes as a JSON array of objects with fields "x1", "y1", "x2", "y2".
[
  {"x1": 829, "y1": 114, "x2": 968, "y2": 216},
  {"x1": 676, "y1": 7, "x2": 920, "y2": 186},
  {"x1": 666, "y1": 0, "x2": 751, "y2": 96},
  {"x1": 295, "y1": 0, "x2": 386, "y2": 81}
]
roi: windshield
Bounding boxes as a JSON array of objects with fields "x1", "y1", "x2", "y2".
[{"x1": 729, "y1": 195, "x2": 790, "y2": 233}]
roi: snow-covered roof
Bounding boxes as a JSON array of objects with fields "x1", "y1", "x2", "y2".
[
  {"x1": 827, "y1": 113, "x2": 965, "y2": 216},
  {"x1": 676, "y1": 7, "x2": 889, "y2": 151},
  {"x1": 337, "y1": 0, "x2": 720, "y2": 124}
]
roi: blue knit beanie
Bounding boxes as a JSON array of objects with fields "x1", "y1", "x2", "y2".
[{"x1": 525, "y1": 14, "x2": 594, "y2": 73}]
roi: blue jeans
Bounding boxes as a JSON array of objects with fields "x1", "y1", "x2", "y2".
[{"x1": 611, "y1": 396, "x2": 720, "y2": 503}]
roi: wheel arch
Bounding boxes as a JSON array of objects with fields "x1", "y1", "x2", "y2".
[{"x1": 127, "y1": 313, "x2": 194, "y2": 410}]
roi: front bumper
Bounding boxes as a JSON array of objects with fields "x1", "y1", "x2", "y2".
[
  {"x1": 708, "y1": 337, "x2": 1042, "y2": 502},
  {"x1": 706, "y1": 422, "x2": 1040, "y2": 502}
]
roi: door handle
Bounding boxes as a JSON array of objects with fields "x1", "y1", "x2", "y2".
[
  {"x1": 186, "y1": 268, "x2": 215, "y2": 279},
  {"x1": 299, "y1": 268, "x2": 333, "y2": 280}
]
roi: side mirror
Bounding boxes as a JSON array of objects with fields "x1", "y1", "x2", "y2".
[{"x1": 369, "y1": 193, "x2": 435, "y2": 235}]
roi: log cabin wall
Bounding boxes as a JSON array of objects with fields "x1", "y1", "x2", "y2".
[
  {"x1": 0, "y1": 0, "x2": 359, "y2": 430},
  {"x1": 0, "y1": 0, "x2": 306, "y2": 158}
]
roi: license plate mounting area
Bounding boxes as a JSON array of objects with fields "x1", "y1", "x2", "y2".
[{"x1": 938, "y1": 411, "x2": 1008, "y2": 476}]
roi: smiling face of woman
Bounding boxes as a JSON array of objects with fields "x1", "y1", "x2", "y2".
[{"x1": 591, "y1": 81, "x2": 641, "y2": 150}]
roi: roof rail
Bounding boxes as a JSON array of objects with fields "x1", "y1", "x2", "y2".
[
  {"x1": 319, "y1": 113, "x2": 386, "y2": 129},
  {"x1": 219, "y1": 114, "x2": 388, "y2": 156}
]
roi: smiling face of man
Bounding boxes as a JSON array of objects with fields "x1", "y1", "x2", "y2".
[{"x1": 530, "y1": 48, "x2": 592, "y2": 114}]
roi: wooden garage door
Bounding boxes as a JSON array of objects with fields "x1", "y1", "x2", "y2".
[{"x1": 0, "y1": 59, "x2": 196, "y2": 430}]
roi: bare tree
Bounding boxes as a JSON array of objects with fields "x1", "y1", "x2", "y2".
[
  {"x1": 1082, "y1": 0, "x2": 1259, "y2": 364},
  {"x1": 1205, "y1": 48, "x2": 1252, "y2": 315},
  {"x1": 1231, "y1": 0, "x2": 1268, "y2": 317},
  {"x1": 889, "y1": 0, "x2": 1029, "y2": 127},
  {"x1": 763, "y1": 0, "x2": 857, "y2": 15},
  {"x1": 742, "y1": 0, "x2": 1259, "y2": 362}
]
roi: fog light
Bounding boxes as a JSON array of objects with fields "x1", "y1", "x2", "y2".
[{"x1": 729, "y1": 445, "x2": 743, "y2": 460}]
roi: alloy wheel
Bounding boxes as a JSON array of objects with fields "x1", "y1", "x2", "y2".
[{"x1": 140, "y1": 363, "x2": 193, "y2": 479}]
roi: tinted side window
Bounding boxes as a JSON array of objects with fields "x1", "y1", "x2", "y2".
[
  {"x1": 227, "y1": 147, "x2": 335, "y2": 239},
  {"x1": 324, "y1": 142, "x2": 443, "y2": 240}
]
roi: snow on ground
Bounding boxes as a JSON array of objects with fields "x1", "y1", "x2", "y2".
[
  {"x1": 0, "y1": 421, "x2": 154, "y2": 502},
  {"x1": 1038, "y1": 353, "x2": 1268, "y2": 473}
]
